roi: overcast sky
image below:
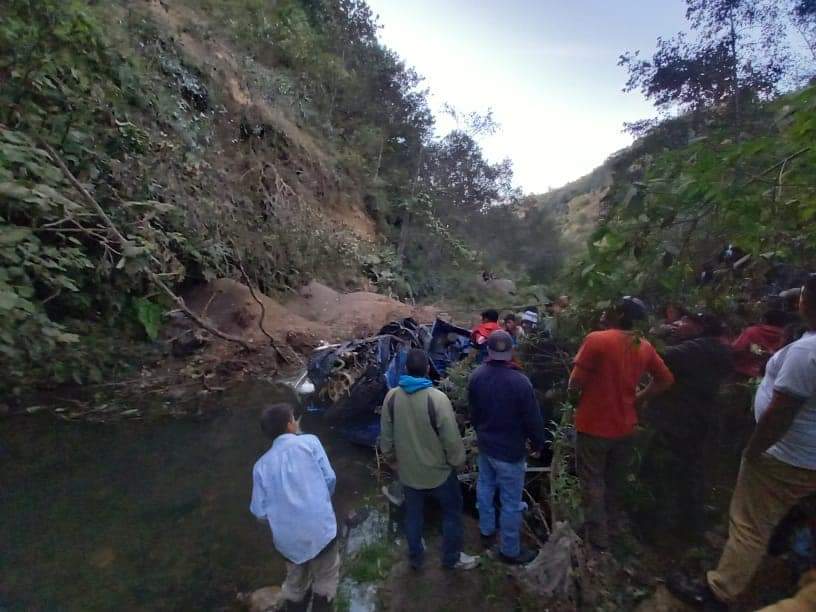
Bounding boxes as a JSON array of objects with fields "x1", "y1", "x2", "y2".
[{"x1": 366, "y1": 0, "x2": 688, "y2": 194}]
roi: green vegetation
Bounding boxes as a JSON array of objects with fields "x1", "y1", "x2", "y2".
[
  {"x1": 0, "y1": 0, "x2": 566, "y2": 392},
  {"x1": 346, "y1": 541, "x2": 395, "y2": 583}
]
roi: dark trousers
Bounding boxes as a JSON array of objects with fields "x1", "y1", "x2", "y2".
[
  {"x1": 577, "y1": 432, "x2": 633, "y2": 548},
  {"x1": 403, "y1": 470, "x2": 463, "y2": 568}
]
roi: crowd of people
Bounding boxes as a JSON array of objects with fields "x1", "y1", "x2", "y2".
[{"x1": 246, "y1": 276, "x2": 816, "y2": 610}]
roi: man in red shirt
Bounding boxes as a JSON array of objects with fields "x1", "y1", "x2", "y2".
[
  {"x1": 731, "y1": 309, "x2": 787, "y2": 378},
  {"x1": 569, "y1": 297, "x2": 674, "y2": 549}
]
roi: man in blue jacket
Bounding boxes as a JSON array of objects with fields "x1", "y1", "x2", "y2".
[{"x1": 468, "y1": 330, "x2": 547, "y2": 565}]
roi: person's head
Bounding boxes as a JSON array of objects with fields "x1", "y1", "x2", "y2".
[
  {"x1": 800, "y1": 274, "x2": 816, "y2": 326},
  {"x1": 762, "y1": 309, "x2": 789, "y2": 328},
  {"x1": 260, "y1": 403, "x2": 297, "y2": 440},
  {"x1": 693, "y1": 312, "x2": 725, "y2": 338},
  {"x1": 504, "y1": 314, "x2": 518, "y2": 333},
  {"x1": 602, "y1": 296, "x2": 647, "y2": 330},
  {"x1": 481, "y1": 309, "x2": 499, "y2": 323},
  {"x1": 406, "y1": 348, "x2": 429, "y2": 377},
  {"x1": 521, "y1": 310, "x2": 538, "y2": 331},
  {"x1": 663, "y1": 303, "x2": 687, "y2": 323},
  {"x1": 487, "y1": 330, "x2": 514, "y2": 361}
]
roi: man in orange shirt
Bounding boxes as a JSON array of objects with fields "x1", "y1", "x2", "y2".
[{"x1": 569, "y1": 297, "x2": 674, "y2": 549}]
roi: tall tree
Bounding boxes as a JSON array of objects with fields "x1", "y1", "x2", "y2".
[{"x1": 620, "y1": 0, "x2": 795, "y2": 129}]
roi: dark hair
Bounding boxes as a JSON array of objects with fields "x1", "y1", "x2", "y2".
[
  {"x1": 616, "y1": 298, "x2": 647, "y2": 330},
  {"x1": 762, "y1": 309, "x2": 788, "y2": 328},
  {"x1": 504, "y1": 313, "x2": 517, "y2": 323},
  {"x1": 481, "y1": 309, "x2": 499, "y2": 323},
  {"x1": 260, "y1": 403, "x2": 294, "y2": 440},
  {"x1": 804, "y1": 274, "x2": 816, "y2": 301},
  {"x1": 696, "y1": 313, "x2": 725, "y2": 337},
  {"x1": 406, "y1": 348, "x2": 429, "y2": 377}
]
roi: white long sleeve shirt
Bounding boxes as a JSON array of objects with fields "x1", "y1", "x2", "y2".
[{"x1": 250, "y1": 433, "x2": 337, "y2": 564}]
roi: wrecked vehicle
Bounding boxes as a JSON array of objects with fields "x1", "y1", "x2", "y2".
[{"x1": 305, "y1": 318, "x2": 471, "y2": 446}]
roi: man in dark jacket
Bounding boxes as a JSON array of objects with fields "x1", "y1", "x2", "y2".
[
  {"x1": 468, "y1": 330, "x2": 546, "y2": 565},
  {"x1": 644, "y1": 313, "x2": 734, "y2": 533}
]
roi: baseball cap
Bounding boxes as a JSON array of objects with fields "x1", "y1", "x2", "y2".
[{"x1": 487, "y1": 330, "x2": 514, "y2": 361}]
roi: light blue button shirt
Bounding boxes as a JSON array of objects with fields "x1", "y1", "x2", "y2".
[{"x1": 250, "y1": 433, "x2": 337, "y2": 564}]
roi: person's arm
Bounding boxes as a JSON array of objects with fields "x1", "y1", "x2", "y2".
[
  {"x1": 435, "y1": 394, "x2": 466, "y2": 468},
  {"x1": 568, "y1": 335, "x2": 596, "y2": 395},
  {"x1": 746, "y1": 344, "x2": 815, "y2": 459},
  {"x1": 636, "y1": 347, "x2": 675, "y2": 407},
  {"x1": 249, "y1": 466, "x2": 268, "y2": 521},
  {"x1": 379, "y1": 390, "x2": 396, "y2": 464},
  {"x1": 745, "y1": 390, "x2": 806, "y2": 459},
  {"x1": 520, "y1": 379, "x2": 547, "y2": 452},
  {"x1": 311, "y1": 437, "x2": 337, "y2": 496}
]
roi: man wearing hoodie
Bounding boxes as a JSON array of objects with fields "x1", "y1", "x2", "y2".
[{"x1": 379, "y1": 349, "x2": 479, "y2": 571}]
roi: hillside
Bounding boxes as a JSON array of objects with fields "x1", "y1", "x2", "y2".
[{"x1": 1, "y1": 0, "x2": 551, "y2": 393}]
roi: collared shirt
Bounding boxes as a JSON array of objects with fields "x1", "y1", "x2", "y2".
[
  {"x1": 754, "y1": 332, "x2": 816, "y2": 470},
  {"x1": 250, "y1": 433, "x2": 337, "y2": 564}
]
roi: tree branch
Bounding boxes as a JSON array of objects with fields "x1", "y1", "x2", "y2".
[{"x1": 41, "y1": 141, "x2": 255, "y2": 352}]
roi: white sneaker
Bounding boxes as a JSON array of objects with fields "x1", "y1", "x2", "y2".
[{"x1": 452, "y1": 552, "x2": 480, "y2": 570}]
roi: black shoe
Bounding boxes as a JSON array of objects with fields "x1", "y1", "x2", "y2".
[
  {"x1": 665, "y1": 571, "x2": 727, "y2": 611},
  {"x1": 311, "y1": 594, "x2": 333, "y2": 612},
  {"x1": 498, "y1": 547, "x2": 538, "y2": 566},
  {"x1": 480, "y1": 532, "x2": 497, "y2": 551}
]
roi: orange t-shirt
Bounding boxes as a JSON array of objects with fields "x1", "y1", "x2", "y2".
[{"x1": 570, "y1": 329, "x2": 674, "y2": 439}]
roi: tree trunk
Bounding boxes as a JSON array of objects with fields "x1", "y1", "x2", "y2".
[{"x1": 730, "y1": 12, "x2": 741, "y2": 137}]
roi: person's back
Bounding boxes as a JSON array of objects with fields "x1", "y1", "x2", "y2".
[
  {"x1": 754, "y1": 331, "x2": 816, "y2": 468},
  {"x1": 379, "y1": 349, "x2": 477, "y2": 571},
  {"x1": 250, "y1": 404, "x2": 339, "y2": 611},
  {"x1": 382, "y1": 383, "x2": 465, "y2": 490},
  {"x1": 468, "y1": 361, "x2": 545, "y2": 462},
  {"x1": 573, "y1": 328, "x2": 673, "y2": 438},
  {"x1": 732, "y1": 311, "x2": 787, "y2": 378},
  {"x1": 650, "y1": 333, "x2": 733, "y2": 437},
  {"x1": 468, "y1": 330, "x2": 545, "y2": 565}
]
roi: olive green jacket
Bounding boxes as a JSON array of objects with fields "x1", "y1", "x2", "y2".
[{"x1": 379, "y1": 387, "x2": 466, "y2": 490}]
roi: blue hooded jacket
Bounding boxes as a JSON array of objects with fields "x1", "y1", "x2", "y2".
[{"x1": 398, "y1": 375, "x2": 433, "y2": 394}]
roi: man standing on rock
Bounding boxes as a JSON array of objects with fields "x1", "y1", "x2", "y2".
[
  {"x1": 469, "y1": 330, "x2": 546, "y2": 565},
  {"x1": 569, "y1": 297, "x2": 674, "y2": 550},
  {"x1": 380, "y1": 349, "x2": 480, "y2": 571},
  {"x1": 250, "y1": 403, "x2": 339, "y2": 612},
  {"x1": 670, "y1": 275, "x2": 816, "y2": 609}
]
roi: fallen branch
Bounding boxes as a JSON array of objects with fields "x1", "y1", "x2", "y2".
[
  {"x1": 42, "y1": 141, "x2": 255, "y2": 352},
  {"x1": 237, "y1": 260, "x2": 294, "y2": 364}
]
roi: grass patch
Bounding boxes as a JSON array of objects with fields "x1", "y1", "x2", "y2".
[{"x1": 346, "y1": 542, "x2": 396, "y2": 584}]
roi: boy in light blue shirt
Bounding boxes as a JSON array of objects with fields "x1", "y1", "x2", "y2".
[{"x1": 250, "y1": 404, "x2": 338, "y2": 612}]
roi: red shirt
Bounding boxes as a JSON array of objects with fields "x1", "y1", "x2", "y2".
[
  {"x1": 570, "y1": 329, "x2": 674, "y2": 439},
  {"x1": 731, "y1": 324, "x2": 784, "y2": 378},
  {"x1": 471, "y1": 322, "x2": 501, "y2": 345}
]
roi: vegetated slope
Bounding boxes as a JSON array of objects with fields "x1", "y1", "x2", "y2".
[
  {"x1": 563, "y1": 87, "x2": 816, "y2": 308},
  {"x1": 0, "y1": 0, "x2": 449, "y2": 392}
]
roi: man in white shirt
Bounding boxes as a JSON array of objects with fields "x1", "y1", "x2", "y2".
[
  {"x1": 250, "y1": 404, "x2": 338, "y2": 612},
  {"x1": 670, "y1": 274, "x2": 816, "y2": 609}
]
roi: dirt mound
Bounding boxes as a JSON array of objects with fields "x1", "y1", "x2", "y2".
[
  {"x1": 183, "y1": 279, "x2": 439, "y2": 351},
  {"x1": 286, "y1": 281, "x2": 438, "y2": 339}
]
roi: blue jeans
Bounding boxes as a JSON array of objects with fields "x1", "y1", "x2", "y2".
[
  {"x1": 403, "y1": 470, "x2": 463, "y2": 568},
  {"x1": 477, "y1": 453, "x2": 526, "y2": 558}
]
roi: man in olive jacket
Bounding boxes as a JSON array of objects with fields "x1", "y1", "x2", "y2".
[{"x1": 380, "y1": 349, "x2": 479, "y2": 571}]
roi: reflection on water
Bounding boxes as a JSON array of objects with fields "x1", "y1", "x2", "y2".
[{"x1": 0, "y1": 382, "x2": 377, "y2": 611}]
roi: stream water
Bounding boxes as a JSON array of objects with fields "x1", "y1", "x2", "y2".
[{"x1": 0, "y1": 382, "x2": 378, "y2": 611}]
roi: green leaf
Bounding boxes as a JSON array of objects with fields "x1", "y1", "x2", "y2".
[{"x1": 134, "y1": 297, "x2": 163, "y2": 341}]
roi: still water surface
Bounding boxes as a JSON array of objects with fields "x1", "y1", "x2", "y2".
[{"x1": 0, "y1": 382, "x2": 376, "y2": 611}]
